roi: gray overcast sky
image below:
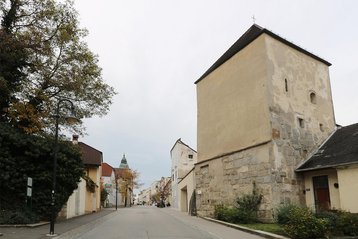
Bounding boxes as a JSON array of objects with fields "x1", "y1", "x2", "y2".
[{"x1": 72, "y1": 0, "x2": 358, "y2": 190}]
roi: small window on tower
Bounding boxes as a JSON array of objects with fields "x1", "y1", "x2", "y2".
[
  {"x1": 298, "y1": 117, "x2": 304, "y2": 128},
  {"x1": 285, "y1": 79, "x2": 288, "y2": 92},
  {"x1": 188, "y1": 154, "x2": 193, "y2": 159},
  {"x1": 319, "y1": 123, "x2": 324, "y2": 132},
  {"x1": 310, "y1": 92, "x2": 317, "y2": 104}
]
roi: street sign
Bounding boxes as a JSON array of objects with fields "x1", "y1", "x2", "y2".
[
  {"x1": 27, "y1": 187, "x2": 32, "y2": 197},
  {"x1": 27, "y1": 177, "x2": 33, "y2": 187},
  {"x1": 27, "y1": 177, "x2": 33, "y2": 197}
]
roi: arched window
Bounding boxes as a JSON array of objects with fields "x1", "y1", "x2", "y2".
[{"x1": 310, "y1": 92, "x2": 317, "y2": 104}]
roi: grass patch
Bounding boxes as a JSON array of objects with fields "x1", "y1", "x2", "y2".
[{"x1": 238, "y1": 223, "x2": 287, "y2": 236}]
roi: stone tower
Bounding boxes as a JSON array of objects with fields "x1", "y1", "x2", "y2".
[{"x1": 194, "y1": 24, "x2": 336, "y2": 221}]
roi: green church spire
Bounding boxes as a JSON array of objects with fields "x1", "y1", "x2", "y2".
[{"x1": 119, "y1": 153, "x2": 129, "y2": 169}]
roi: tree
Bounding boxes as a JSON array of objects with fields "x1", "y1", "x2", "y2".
[
  {"x1": 152, "y1": 177, "x2": 171, "y2": 207},
  {"x1": 0, "y1": 122, "x2": 84, "y2": 221},
  {"x1": 100, "y1": 188, "x2": 109, "y2": 207},
  {"x1": 116, "y1": 168, "x2": 142, "y2": 207},
  {"x1": 0, "y1": 0, "x2": 116, "y2": 134}
]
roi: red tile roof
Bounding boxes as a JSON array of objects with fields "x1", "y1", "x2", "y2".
[{"x1": 102, "y1": 163, "x2": 114, "y2": 177}]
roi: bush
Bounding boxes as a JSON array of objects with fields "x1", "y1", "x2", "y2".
[
  {"x1": 214, "y1": 205, "x2": 239, "y2": 223},
  {"x1": 0, "y1": 208, "x2": 39, "y2": 224},
  {"x1": 315, "y1": 210, "x2": 339, "y2": 233},
  {"x1": 0, "y1": 122, "x2": 84, "y2": 220},
  {"x1": 336, "y1": 211, "x2": 358, "y2": 236},
  {"x1": 275, "y1": 204, "x2": 299, "y2": 224},
  {"x1": 235, "y1": 184, "x2": 262, "y2": 224},
  {"x1": 283, "y1": 206, "x2": 328, "y2": 239}
]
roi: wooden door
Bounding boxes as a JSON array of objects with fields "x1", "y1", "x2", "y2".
[{"x1": 313, "y1": 175, "x2": 331, "y2": 212}]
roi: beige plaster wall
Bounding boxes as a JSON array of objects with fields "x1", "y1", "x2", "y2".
[
  {"x1": 196, "y1": 34, "x2": 271, "y2": 162},
  {"x1": 303, "y1": 169, "x2": 341, "y2": 211},
  {"x1": 178, "y1": 169, "x2": 195, "y2": 212},
  {"x1": 85, "y1": 167, "x2": 101, "y2": 213},
  {"x1": 265, "y1": 34, "x2": 336, "y2": 148},
  {"x1": 66, "y1": 178, "x2": 86, "y2": 218},
  {"x1": 337, "y1": 166, "x2": 358, "y2": 213}
]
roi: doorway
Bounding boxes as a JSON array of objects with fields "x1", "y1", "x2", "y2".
[
  {"x1": 180, "y1": 186, "x2": 188, "y2": 212},
  {"x1": 313, "y1": 175, "x2": 331, "y2": 212}
]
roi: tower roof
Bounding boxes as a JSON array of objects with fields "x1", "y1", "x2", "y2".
[
  {"x1": 119, "y1": 153, "x2": 129, "y2": 169},
  {"x1": 195, "y1": 24, "x2": 331, "y2": 84}
]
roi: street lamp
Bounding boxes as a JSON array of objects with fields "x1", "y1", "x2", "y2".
[
  {"x1": 115, "y1": 178, "x2": 118, "y2": 210},
  {"x1": 47, "y1": 98, "x2": 80, "y2": 237}
]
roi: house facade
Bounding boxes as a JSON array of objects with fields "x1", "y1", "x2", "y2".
[
  {"x1": 170, "y1": 138, "x2": 197, "y2": 209},
  {"x1": 78, "y1": 141, "x2": 102, "y2": 213},
  {"x1": 194, "y1": 24, "x2": 336, "y2": 221},
  {"x1": 296, "y1": 123, "x2": 358, "y2": 213},
  {"x1": 101, "y1": 162, "x2": 116, "y2": 207},
  {"x1": 60, "y1": 136, "x2": 102, "y2": 219}
]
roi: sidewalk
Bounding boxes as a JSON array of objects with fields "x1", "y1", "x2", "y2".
[{"x1": 0, "y1": 208, "x2": 116, "y2": 239}]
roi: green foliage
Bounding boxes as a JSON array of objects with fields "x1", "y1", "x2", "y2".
[
  {"x1": 315, "y1": 210, "x2": 339, "y2": 233},
  {"x1": 275, "y1": 203, "x2": 299, "y2": 224},
  {"x1": 234, "y1": 183, "x2": 262, "y2": 223},
  {"x1": 100, "y1": 188, "x2": 109, "y2": 207},
  {"x1": 239, "y1": 223, "x2": 286, "y2": 236},
  {"x1": 276, "y1": 205, "x2": 358, "y2": 238},
  {"x1": 283, "y1": 206, "x2": 328, "y2": 239},
  {"x1": 335, "y1": 211, "x2": 358, "y2": 236},
  {"x1": 0, "y1": 122, "x2": 84, "y2": 221},
  {"x1": 214, "y1": 205, "x2": 239, "y2": 223},
  {"x1": 0, "y1": 207, "x2": 39, "y2": 224},
  {"x1": 214, "y1": 183, "x2": 263, "y2": 224},
  {"x1": 0, "y1": 0, "x2": 116, "y2": 134},
  {"x1": 83, "y1": 175, "x2": 96, "y2": 193}
]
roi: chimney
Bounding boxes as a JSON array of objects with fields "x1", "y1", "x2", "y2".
[{"x1": 72, "y1": 135, "x2": 79, "y2": 145}]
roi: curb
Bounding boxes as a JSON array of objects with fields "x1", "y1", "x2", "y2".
[
  {"x1": 54, "y1": 210, "x2": 117, "y2": 239},
  {"x1": 0, "y1": 221, "x2": 49, "y2": 228},
  {"x1": 201, "y1": 217, "x2": 289, "y2": 239}
]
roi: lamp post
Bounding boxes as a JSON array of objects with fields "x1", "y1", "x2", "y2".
[
  {"x1": 115, "y1": 178, "x2": 118, "y2": 210},
  {"x1": 47, "y1": 98, "x2": 79, "y2": 237}
]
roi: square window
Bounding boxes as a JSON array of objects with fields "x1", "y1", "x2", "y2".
[{"x1": 188, "y1": 154, "x2": 193, "y2": 159}]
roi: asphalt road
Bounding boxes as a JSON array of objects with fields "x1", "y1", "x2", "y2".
[{"x1": 77, "y1": 206, "x2": 264, "y2": 239}]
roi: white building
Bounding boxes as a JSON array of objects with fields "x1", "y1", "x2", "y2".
[
  {"x1": 101, "y1": 162, "x2": 116, "y2": 207},
  {"x1": 61, "y1": 179, "x2": 86, "y2": 218},
  {"x1": 170, "y1": 138, "x2": 197, "y2": 209},
  {"x1": 138, "y1": 188, "x2": 151, "y2": 205}
]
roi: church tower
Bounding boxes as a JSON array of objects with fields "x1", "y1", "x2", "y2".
[{"x1": 119, "y1": 154, "x2": 129, "y2": 169}]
